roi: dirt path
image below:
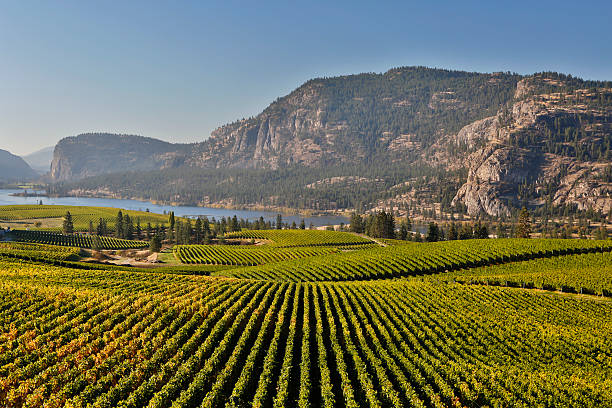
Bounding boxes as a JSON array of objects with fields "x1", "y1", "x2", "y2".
[{"x1": 349, "y1": 232, "x2": 387, "y2": 247}]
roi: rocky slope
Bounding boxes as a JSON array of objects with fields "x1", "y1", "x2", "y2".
[
  {"x1": 48, "y1": 68, "x2": 612, "y2": 216},
  {"x1": 450, "y1": 78, "x2": 612, "y2": 216},
  {"x1": 50, "y1": 133, "x2": 192, "y2": 181},
  {"x1": 0, "y1": 149, "x2": 39, "y2": 182}
]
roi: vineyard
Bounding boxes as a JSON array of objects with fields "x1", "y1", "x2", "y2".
[
  {"x1": 9, "y1": 230, "x2": 149, "y2": 250},
  {"x1": 216, "y1": 238, "x2": 612, "y2": 281},
  {"x1": 431, "y1": 251, "x2": 612, "y2": 296},
  {"x1": 0, "y1": 205, "x2": 170, "y2": 232},
  {"x1": 174, "y1": 244, "x2": 341, "y2": 266},
  {"x1": 224, "y1": 229, "x2": 374, "y2": 247},
  {"x1": 0, "y1": 228, "x2": 611, "y2": 406},
  {"x1": 0, "y1": 242, "x2": 80, "y2": 262}
]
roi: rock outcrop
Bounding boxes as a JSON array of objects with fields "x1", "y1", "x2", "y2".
[
  {"x1": 50, "y1": 133, "x2": 192, "y2": 181},
  {"x1": 451, "y1": 79, "x2": 612, "y2": 216},
  {"x1": 47, "y1": 68, "x2": 612, "y2": 216}
]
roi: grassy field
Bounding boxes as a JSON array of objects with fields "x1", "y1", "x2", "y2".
[
  {"x1": 224, "y1": 229, "x2": 374, "y2": 247},
  {"x1": 0, "y1": 204, "x2": 170, "y2": 232},
  {"x1": 0, "y1": 230, "x2": 611, "y2": 407}
]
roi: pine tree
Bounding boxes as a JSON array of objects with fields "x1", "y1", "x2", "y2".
[
  {"x1": 169, "y1": 211, "x2": 175, "y2": 231},
  {"x1": 349, "y1": 213, "x2": 364, "y2": 233},
  {"x1": 517, "y1": 207, "x2": 531, "y2": 238},
  {"x1": 194, "y1": 218, "x2": 203, "y2": 244},
  {"x1": 399, "y1": 223, "x2": 408, "y2": 240},
  {"x1": 276, "y1": 214, "x2": 283, "y2": 229},
  {"x1": 116, "y1": 211, "x2": 124, "y2": 238},
  {"x1": 62, "y1": 211, "x2": 74, "y2": 235},
  {"x1": 447, "y1": 223, "x2": 458, "y2": 240},
  {"x1": 123, "y1": 215, "x2": 134, "y2": 240},
  {"x1": 426, "y1": 222, "x2": 440, "y2": 242},
  {"x1": 459, "y1": 223, "x2": 473, "y2": 240},
  {"x1": 299, "y1": 219, "x2": 306, "y2": 229},
  {"x1": 150, "y1": 235, "x2": 162, "y2": 253}
]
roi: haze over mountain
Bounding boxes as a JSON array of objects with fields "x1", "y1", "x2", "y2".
[
  {"x1": 23, "y1": 146, "x2": 55, "y2": 174},
  {"x1": 49, "y1": 67, "x2": 612, "y2": 217},
  {"x1": 0, "y1": 149, "x2": 39, "y2": 182}
]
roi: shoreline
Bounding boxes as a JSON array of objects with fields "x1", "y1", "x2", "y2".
[{"x1": 45, "y1": 191, "x2": 351, "y2": 219}]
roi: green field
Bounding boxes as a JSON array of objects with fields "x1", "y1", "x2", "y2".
[
  {"x1": 0, "y1": 230, "x2": 611, "y2": 407},
  {"x1": 0, "y1": 205, "x2": 170, "y2": 232},
  {"x1": 224, "y1": 229, "x2": 374, "y2": 247},
  {"x1": 174, "y1": 244, "x2": 342, "y2": 266},
  {"x1": 216, "y1": 238, "x2": 612, "y2": 281},
  {"x1": 9, "y1": 230, "x2": 149, "y2": 250}
]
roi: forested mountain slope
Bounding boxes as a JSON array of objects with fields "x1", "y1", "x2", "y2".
[
  {"x1": 0, "y1": 149, "x2": 38, "y2": 182},
  {"x1": 48, "y1": 67, "x2": 612, "y2": 216}
]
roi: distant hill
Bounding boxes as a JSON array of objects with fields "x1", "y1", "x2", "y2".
[
  {"x1": 0, "y1": 149, "x2": 39, "y2": 182},
  {"x1": 48, "y1": 67, "x2": 612, "y2": 216},
  {"x1": 23, "y1": 146, "x2": 54, "y2": 174},
  {"x1": 50, "y1": 133, "x2": 193, "y2": 181}
]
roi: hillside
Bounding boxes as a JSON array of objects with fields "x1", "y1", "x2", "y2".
[
  {"x1": 1, "y1": 233, "x2": 611, "y2": 406},
  {"x1": 0, "y1": 149, "x2": 39, "y2": 182},
  {"x1": 50, "y1": 133, "x2": 192, "y2": 181},
  {"x1": 48, "y1": 67, "x2": 612, "y2": 216},
  {"x1": 22, "y1": 146, "x2": 54, "y2": 174}
]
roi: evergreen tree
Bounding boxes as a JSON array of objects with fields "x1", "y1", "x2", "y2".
[
  {"x1": 300, "y1": 219, "x2": 306, "y2": 229},
  {"x1": 459, "y1": 223, "x2": 473, "y2": 240},
  {"x1": 404, "y1": 215, "x2": 412, "y2": 231},
  {"x1": 194, "y1": 218, "x2": 203, "y2": 244},
  {"x1": 426, "y1": 222, "x2": 440, "y2": 242},
  {"x1": 116, "y1": 211, "x2": 124, "y2": 238},
  {"x1": 123, "y1": 214, "x2": 134, "y2": 240},
  {"x1": 231, "y1": 215, "x2": 240, "y2": 232},
  {"x1": 447, "y1": 222, "x2": 458, "y2": 240},
  {"x1": 185, "y1": 219, "x2": 193, "y2": 244},
  {"x1": 517, "y1": 207, "x2": 531, "y2": 238},
  {"x1": 399, "y1": 223, "x2": 408, "y2": 240},
  {"x1": 150, "y1": 235, "x2": 162, "y2": 252},
  {"x1": 62, "y1": 211, "x2": 74, "y2": 235},
  {"x1": 349, "y1": 213, "x2": 364, "y2": 233},
  {"x1": 88, "y1": 220, "x2": 94, "y2": 235},
  {"x1": 96, "y1": 218, "x2": 107, "y2": 236},
  {"x1": 169, "y1": 211, "x2": 175, "y2": 232},
  {"x1": 136, "y1": 219, "x2": 142, "y2": 240},
  {"x1": 276, "y1": 214, "x2": 283, "y2": 229},
  {"x1": 495, "y1": 221, "x2": 506, "y2": 238},
  {"x1": 475, "y1": 222, "x2": 489, "y2": 239}
]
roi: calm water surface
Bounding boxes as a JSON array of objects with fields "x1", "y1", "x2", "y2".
[{"x1": 0, "y1": 189, "x2": 348, "y2": 227}]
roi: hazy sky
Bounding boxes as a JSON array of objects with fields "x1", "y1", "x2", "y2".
[{"x1": 1, "y1": 0, "x2": 611, "y2": 156}]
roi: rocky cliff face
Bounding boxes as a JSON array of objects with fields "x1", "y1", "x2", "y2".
[
  {"x1": 451, "y1": 79, "x2": 612, "y2": 216},
  {"x1": 50, "y1": 133, "x2": 192, "y2": 181},
  {"x1": 48, "y1": 68, "x2": 612, "y2": 217},
  {"x1": 188, "y1": 83, "x2": 338, "y2": 169}
]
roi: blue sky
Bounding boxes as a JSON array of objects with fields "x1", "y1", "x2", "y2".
[{"x1": 1, "y1": 0, "x2": 611, "y2": 155}]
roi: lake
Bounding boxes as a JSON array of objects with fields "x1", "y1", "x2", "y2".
[{"x1": 0, "y1": 189, "x2": 348, "y2": 227}]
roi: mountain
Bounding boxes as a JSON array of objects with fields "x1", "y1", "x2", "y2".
[
  {"x1": 48, "y1": 67, "x2": 612, "y2": 217},
  {"x1": 23, "y1": 146, "x2": 54, "y2": 174},
  {"x1": 187, "y1": 67, "x2": 521, "y2": 169},
  {"x1": 50, "y1": 133, "x2": 192, "y2": 181},
  {"x1": 0, "y1": 149, "x2": 39, "y2": 182}
]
